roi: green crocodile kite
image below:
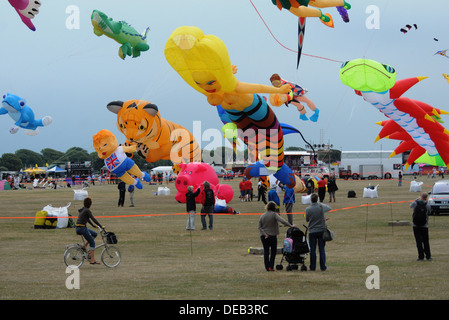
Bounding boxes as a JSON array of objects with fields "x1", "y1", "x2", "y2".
[{"x1": 91, "y1": 9, "x2": 150, "y2": 60}]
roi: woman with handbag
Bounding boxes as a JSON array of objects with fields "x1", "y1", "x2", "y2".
[
  {"x1": 258, "y1": 201, "x2": 295, "y2": 271},
  {"x1": 305, "y1": 193, "x2": 332, "y2": 271}
]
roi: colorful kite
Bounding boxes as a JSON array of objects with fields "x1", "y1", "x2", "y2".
[
  {"x1": 340, "y1": 58, "x2": 449, "y2": 171},
  {"x1": 91, "y1": 10, "x2": 150, "y2": 60},
  {"x1": 165, "y1": 26, "x2": 296, "y2": 187},
  {"x1": 93, "y1": 129, "x2": 151, "y2": 189},
  {"x1": 270, "y1": 1, "x2": 350, "y2": 68},
  {"x1": 443, "y1": 73, "x2": 449, "y2": 84},
  {"x1": 1, "y1": 93, "x2": 52, "y2": 135},
  {"x1": 269, "y1": 73, "x2": 319, "y2": 122},
  {"x1": 435, "y1": 50, "x2": 449, "y2": 58},
  {"x1": 107, "y1": 99, "x2": 201, "y2": 165},
  {"x1": 8, "y1": 0, "x2": 41, "y2": 31},
  {"x1": 271, "y1": 0, "x2": 351, "y2": 26}
]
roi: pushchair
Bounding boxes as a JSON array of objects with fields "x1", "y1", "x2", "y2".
[{"x1": 276, "y1": 226, "x2": 309, "y2": 271}]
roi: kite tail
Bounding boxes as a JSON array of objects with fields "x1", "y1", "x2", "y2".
[
  {"x1": 142, "y1": 27, "x2": 150, "y2": 40},
  {"x1": 336, "y1": 6, "x2": 349, "y2": 22}
]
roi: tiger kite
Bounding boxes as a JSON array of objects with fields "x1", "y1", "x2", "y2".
[{"x1": 107, "y1": 100, "x2": 201, "y2": 165}]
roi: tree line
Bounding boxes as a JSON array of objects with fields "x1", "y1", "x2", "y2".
[
  {"x1": 0, "y1": 147, "x2": 172, "y2": 172},
  {"x1": 0, "y1": 146, "x2": 342, "y2": 173}
]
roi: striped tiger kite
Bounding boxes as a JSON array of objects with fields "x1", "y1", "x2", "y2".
[{"x1": 107, "y1": 100, "x2": 201, "y2": 165}]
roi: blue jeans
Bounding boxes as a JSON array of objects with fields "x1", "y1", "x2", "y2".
[
  {"x1": 75, "y1": 226, "x2": 97, "y2": 250},
  {"x1": 201, "y1": 205, "x2": 214, "y2": 230},
  {"x1": 309, "y1": 231, "x2": 326, "y2": 271}
]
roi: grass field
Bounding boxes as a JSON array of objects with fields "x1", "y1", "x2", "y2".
[{"x1": 1, "y1": 175, "x2": 448, "y2": 300}]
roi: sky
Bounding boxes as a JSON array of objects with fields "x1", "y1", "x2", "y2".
[{"x1": 1, "y1": 0, "x2": 448, "y2": 160}]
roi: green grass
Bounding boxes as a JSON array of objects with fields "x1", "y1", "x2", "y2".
[{"x1": 1, "y1": 176, "x2": 448, "y2": 300}]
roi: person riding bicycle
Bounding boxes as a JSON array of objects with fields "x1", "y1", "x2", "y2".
[{"x1": 75, "y1": 197, "x2": 104, "y2": 265}]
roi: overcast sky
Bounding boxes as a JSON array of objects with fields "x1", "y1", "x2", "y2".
[{"x1": 1, "y1": 0, "x2": 447, "y2": 159}]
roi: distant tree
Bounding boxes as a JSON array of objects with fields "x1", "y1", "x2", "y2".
[
  {"x1": 285, "y1": 146, "x2": 305, "y2": 151},
  {"x1": 90, "y1": 152, "x2": 104, "y2": 172},
  {"x1": 0, "y1": 153, "x2": 23, "y2": 171},
  {"x1": 41, "y1": 148, "x2": 65, "y2": 164},
  {"x1": 318, "y1": 149, "x2": 341, "y2": 164},
  {"x1": 15, "y1": 149, "x2": 44, "y2": 167},
  {"x1": 64, "y1": 147, "x2": 91, "y2": 162}
]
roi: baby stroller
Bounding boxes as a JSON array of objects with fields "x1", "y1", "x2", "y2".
[{"x1": 276, "y1": 226, "x2": 309, "y2": 271}]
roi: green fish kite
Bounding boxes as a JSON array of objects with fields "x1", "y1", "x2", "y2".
[{"x1": 91, "y1": 9, "x2": 150, "y2": 60}]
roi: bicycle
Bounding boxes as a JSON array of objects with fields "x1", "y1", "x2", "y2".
[{"x1": 64, "y1": 226, "x2": 121, "y2": 268}]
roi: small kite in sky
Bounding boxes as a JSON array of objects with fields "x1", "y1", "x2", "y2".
[
  {"x1": 435, "y1": 50, "x2": 449, "y2": 58},
  {"x1": 400, "y1": 24, "x2": 417, "y2": 34},
  {"x1": 91, "y1": 9, "x2": 150, "y2": 60},
  {"x1": 443, "y1": 73, "x2": 449, "y2": 83}
]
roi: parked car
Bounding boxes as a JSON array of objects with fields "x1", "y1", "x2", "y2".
[{"x1": 428, "y1": 180, "x2": 449, "y2": 215}]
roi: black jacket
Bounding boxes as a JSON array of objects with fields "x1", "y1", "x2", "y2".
[{"x1": 186, "y1": 188, "x2": 201, "y2": 212}]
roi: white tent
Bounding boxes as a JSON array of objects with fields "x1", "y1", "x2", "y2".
[
  {"x1": 47, "y1": 166, "x2": 66, "y2": 173},
  {"x1": 150, "y1": 166, "x2": 173, "y2": 175}
]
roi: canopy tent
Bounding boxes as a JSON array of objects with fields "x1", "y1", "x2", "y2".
[
  {"x1": 23, "y1": 167, "x2": 46, "y2": 175},
  {"x1": 46, "y1": 166, "x2": 66, "y2": 173}
]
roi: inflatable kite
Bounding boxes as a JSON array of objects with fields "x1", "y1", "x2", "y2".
[
  {"x1": 92, "y1": 129, "x2": 151, "y2": 189},
  {"x1": 340, "y1": 58, "x2": 449, "y2": 171},
  {"x1": 269, "y1": 73, "x2": 319, "y2": 122},
  {"x1": 174, "y1": 162, "x2": 234, "y2": 203},
  {"x1": 270, "y1": 1, "x2": 350, "y2": 67},
  {"x1": 400, "y1": 24, "x2": 418, "y2": 34},
  {"x1": 91, "y1": 10, "x2": 150, "y2": 60},
  {"x1": 271, "y1": 0, "x2": 351, "y2": 26},
  {"x1": 8, "y1": 0, "x2": 41, "y2": 31},
  {"x1": 165, "y1": 26, "x2": 296, "y2": 188},
  {"x1": 107, "y1": 100, "x2": 201, "y2": 164},
  {"x1": 1, "y1": 93, "x2": 52, "y2": 135},
  {"x1": 443, "y1": 73, "x2": 449, "y2": 84}
]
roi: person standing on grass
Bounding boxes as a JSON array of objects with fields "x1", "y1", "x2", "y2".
[
  {"x1": 283, "y1": 185, "x2": 295, "y2": 225},
  {"x1": 317, "y1": 177, "x2": 327, "y2": 202},
  {"x1": 185, "y1": 185, "x2": 201, "y2": 230},
  {"x1": 258, "y1": 201, "x2": 295, "y2": 271},
  {"x1": 117, "y1": 181, "x2": 126, "y2": 207},
  {"x1": 410, "y1": 192, "x2": 432, "y2": 261},
  {"x1": 200, "y1": 181, "x2": 215, "y2": 230},
  {"x1": 305, "y1": 193, "x2": 331, "y2": 271},
  {"x1": 128, "y1": 184, "x2": 135, "y2": 207},
  {"x1": 268, "y1": 185, "x2": 280, "y2": 213},
  {"x1": 327, "y1": 175, "x2": 338, "y2": 202}
]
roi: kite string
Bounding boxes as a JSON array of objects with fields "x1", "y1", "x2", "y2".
[{"x1": 249, "y1": 0, "x2": 343, "y2": 64}]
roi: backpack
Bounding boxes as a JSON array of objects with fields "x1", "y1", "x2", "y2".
[
  {"x1": 348, "y1": 190, "x2": 356, "y2": 198},
  {"x1": 283, "y1": 238, "x2": 293, "y2": 253},
  {"x1": 203, "y1": 188, "x2": 215, "y2": 206},
  {"x1": 413, "y1": 201, "x2": 428, "y2": 226}
]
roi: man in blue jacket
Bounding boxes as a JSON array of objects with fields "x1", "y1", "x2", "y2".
[
  {"x1": 268, "y1": 185, "x2": 280, "y2": 213},
  {"x1": 283, "y1": 185, "x2": 295, "y2": 224}
]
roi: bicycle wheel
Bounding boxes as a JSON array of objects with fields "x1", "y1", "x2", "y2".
[
  {"x1": 64, "y1": 246, "x2": 85, "y2": 268},
  {"x1": 101, "y1": 246, "x2": 121, "y2": 268}
]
